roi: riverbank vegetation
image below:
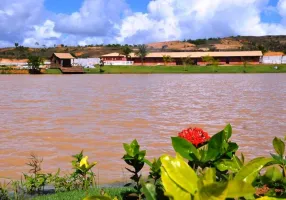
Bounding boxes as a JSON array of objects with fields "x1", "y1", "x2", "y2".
[
  {"x1": 0, "y1": 124, "x2": 285, "y2": 200},
  {"x1": 84, "y1": 64, "x2": 286, "y2": 74}
]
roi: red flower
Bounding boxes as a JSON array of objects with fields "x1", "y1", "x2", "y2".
[{"x1": 178, "y1": 127, "x2": 210, "y2": 147}]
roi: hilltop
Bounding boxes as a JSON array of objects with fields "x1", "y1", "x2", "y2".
[{"x1": 0, "y1": 35, "x2": 285, "y2": 61}]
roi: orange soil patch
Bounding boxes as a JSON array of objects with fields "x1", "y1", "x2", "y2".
[
  {"x1": 0, "y1": 58, "x2": 28, "y2": 63},
  {"x1": 148, "y1": 41, "x2": 196, "y2": 50},
  {"x1": 264, "y1": 51, "x2": 284, "y2": 56}
]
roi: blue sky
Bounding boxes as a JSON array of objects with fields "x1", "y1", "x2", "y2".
[
  {"x1": 1, "y1": 0, "x2": 286, "y2": 47},
  {"x1": 45, "y1": 0, "x2": 150, "y2": 13}
]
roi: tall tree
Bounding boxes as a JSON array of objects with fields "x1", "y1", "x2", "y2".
[
  {"x1": 135, "y1": 44, "x2": 149, "y2": 65},
  {"x1": 28, "y1": 55, "x2": 44, "y2": 74},
  {"x1": 120, "y1": 46, "x2": 133, "y2": 60}
]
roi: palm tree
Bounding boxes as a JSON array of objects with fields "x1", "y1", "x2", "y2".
[
  {"x1": 135, "y1": 44, "x2": 149, "y2": 65},
  {"x1": 120, "y1": 46, "x2": 133, "y2": 60}
]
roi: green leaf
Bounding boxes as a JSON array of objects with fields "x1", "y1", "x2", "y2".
[
  {"x1": 199, "y1": 182, "x2": 228, "y2": 200},
  {"x1": 215, "y1": 156, "x2": 242, "y2": 173},
  {"x1": 205, "y1": 130, "x2": 226, "y2": 161},
  {"x1": 160, "y1": 154, "x2": 198, "y2": 195},
  {"x1": 270, "y1": 153, "x2": 285, "y2": 165},
  {"x1": 264, "y1": 166, "x2": 283, "y2": 182},
  {"x1": 141, "y1": 182, "x2": 156, "y2": 200},
  {"x1": 226, "y1": 180, "x2": 255, "y2": 198},
  {"x1": 234, "y1": 157, "x2": 273, "y2": 184},
  {"x1": 171, "y1": 137, "x2": 200, "y2": 161},
  {"x1": 201, "y1": 168, "x2": 216, "y2": 186},
  {"x1": 83, "y1": 196, "x2": 112, "y2": 200},
  {"x1": 224, "y1": 124, "x2": 232, "y2": 140},
  {"x1": 273, "y1": 137, "x2": 285, "y2": 157},
  {"x1": 161, "y1": 167, "x2": 191, "y2": 200},
  {"x1": 144, "y1": 159, "x2": 152, "y2": 167}
]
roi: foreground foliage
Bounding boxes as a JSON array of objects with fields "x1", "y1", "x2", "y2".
[{"x1": 0, "y1": 124, "x2": 285, "y2": 200}]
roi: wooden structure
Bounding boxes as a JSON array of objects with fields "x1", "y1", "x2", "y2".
[
  {"x1": 50, "y1": 53, "x2": 84, "y2": 74},
  {"x1": 101, "y1": 51, "x2": 263, "y2": 66}
]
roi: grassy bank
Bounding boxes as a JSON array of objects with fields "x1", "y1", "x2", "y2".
[
  {"x1": 84, "y1": 64, "x2": 286, "y2": 74},
  {"x1": 32, "y1": 187, "x2": 134, "y2": 200},
  {"x1": 44, "y1": 69, "x2": 62, "y2": 74}
]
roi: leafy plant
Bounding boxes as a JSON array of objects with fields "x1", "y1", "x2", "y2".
[
  {"x1": 120, "y1": 46, "x2": 133, "y2": 60},
  {"x1": 135, "y1": 45, "x2": 149, "y2": 65},
  {"x1": 22, "y1": 153, "x2": 52, "y2": 194},
  {"x1": 158, "y1": 154, "x2": 256, "y2": 200},
  {"x1": 0, "y1": 180, "x2": 10, "y2": 200},
  {"x1": 71, "y1": 151, "x2": 97, "y2": 191},
  {"x1": 122, "y1": 139, "x2": 146, "y2": 196},
  {"x1": 27, "y1": 55, "x2": 44, "y2": 74},
  {"x1": 172, "y1": 124, "x2": 239, "y2": 180},
  {"x1": 162, "y1": 55, "x2": 173, "y2": 66}
]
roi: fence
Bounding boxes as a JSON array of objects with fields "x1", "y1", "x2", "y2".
[
  {"x1": 73, "y1": 58, "x2": 100, "y2": 68},
  {"x1": 261, "y1": 56, "x2": 286, "y2": 64},
  {"x1": 103, "y1": 61, "x2": 134, "y2": 66}
]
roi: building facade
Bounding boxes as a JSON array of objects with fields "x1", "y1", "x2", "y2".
[{"x1": 101, "y1": 51, "x2": 262, "y2": 66}]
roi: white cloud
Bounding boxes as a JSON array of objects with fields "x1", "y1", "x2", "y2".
[
  {"x1": 0, "y1": 0, "x2": 46, "y2": 45},
  {"x1": 0, "y1": 0, "x2": 286, "y2": 47},
  {"x1": 118, "y1": 0, "x2": 286, "y2": 43},
  {"x1": 54, "y1": 0, "x2": 128, "y2": 37},
  {"x1": 23, "y1": 20, "x2": 61, "y2": 47}
]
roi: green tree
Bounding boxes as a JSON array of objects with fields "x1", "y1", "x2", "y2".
[
  {"x1": 258, "y1": 44, "x2": 267, "y2": 54},
  {"x1": 202, "y1": 55, "x2": 215, "y2": 65},
  {"x1": 181, "y1": 56, "x2": 193, "y2": 71},
  {"x1": 28, "y1": 55, "x2": 44, "y2": 74},
  {"x1": 14, "y1": 43, "x2": 19, "y2": 49},
  {"x1": 162, "y1": 55, "x2": 173, "y2": 66},
  {"x1": 120, "y1": 46, "x2": 133, "y2": 60},
  {"x1": 135, "y1": 44, "x2": 149, "y2": 65}
]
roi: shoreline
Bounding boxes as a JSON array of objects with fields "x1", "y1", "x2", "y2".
[{"x1": 1, "y1": 64, "x2": 286, "y2": 74}]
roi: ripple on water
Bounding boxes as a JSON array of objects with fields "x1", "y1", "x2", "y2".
[{"x1": 0, "y1": 74, "x2": 285, "y2": 183}]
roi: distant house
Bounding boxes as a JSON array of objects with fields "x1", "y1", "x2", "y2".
[
  {"x1": 50, "y1": 53, "x2": 84, "y2": 74},
  {"x1": 50, "y1": 53, "x2": 75, "y2": 68},
  {"x1": 101, "y1": 51, "x2": 263, "y2": 66}
]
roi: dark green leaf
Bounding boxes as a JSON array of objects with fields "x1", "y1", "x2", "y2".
[{"x1": 171, "y1": 137, "x2": 200, "y2": 161}]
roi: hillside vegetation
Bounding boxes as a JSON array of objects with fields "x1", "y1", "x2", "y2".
[{"x1": 0, "y1": 35, "x2": 286, "y2": 60}]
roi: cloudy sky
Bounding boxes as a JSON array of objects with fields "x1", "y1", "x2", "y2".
[{"x1": 0, "y1": 0, "x2": 285, "y2": 47}]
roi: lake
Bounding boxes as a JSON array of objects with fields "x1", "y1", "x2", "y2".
[{"x1": 0, "y1": 74, "x2": 285, "y2": 184}]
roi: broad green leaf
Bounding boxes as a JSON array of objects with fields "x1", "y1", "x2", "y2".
[
  {"x1": 234, "y1": 157, "x2": 273, "y2": 184},
  {"x1": 264, "y1": 166, "x2": 283, "y2": 182},
  {"x1": 161, "y1": 167, "x2": 191, "y2": 200},
  {"x1": 273, "y1": 137, "x2": 285, "y2": 157},
  {"x1": 171, "y1": 137, "x2": 200, "y2": 161},
  {"x1": 215, "y1": 156, "x2": 242, "y2": 173},
  {"x1": 83, "y1": 196, "x2": 112, "y2": 200},
  {"x1": 141, "y1": 182, "x2": 156, "y2": 200},
  {"x1": 199, "y1": 182, "x2": 228, "y2": 200},
  {"x1": 270, "y1": 153, "x2": 285, "y2": 165},
  {"x1": 226, "y1": 180, "x2": 255, "y2": 198},
  {"x1": 201, "y1": 168, "x2": 216, "y2": 186},
  {"x1": 161, "y1": 154, "x2": 198, "y2": 195},
  {"x1": 224, "y1": 124, "x2": 232, "y2": 140}
]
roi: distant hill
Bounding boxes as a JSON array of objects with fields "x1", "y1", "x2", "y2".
[{"x1": 0, "y1": 35, "x2": 285, "y2": 60}]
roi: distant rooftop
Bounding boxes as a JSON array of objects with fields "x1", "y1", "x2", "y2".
[
  {"x1": 101, "y1": 51, "x2": 263, "y2": 58},
  {"x1": 53, "y1": 53, "x2": 75, "y2": 59}
]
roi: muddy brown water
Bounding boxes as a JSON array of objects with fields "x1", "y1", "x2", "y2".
[{"x1": 0, "y1": 74, "x2": 285, "y2": 184}]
